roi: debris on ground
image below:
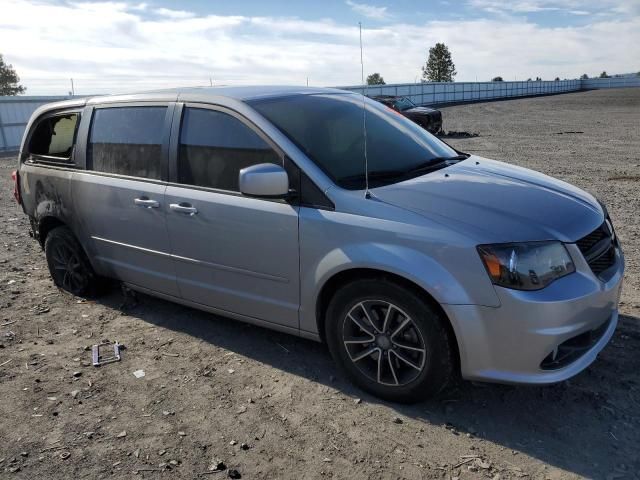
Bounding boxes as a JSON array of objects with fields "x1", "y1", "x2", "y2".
[
  {"x1": 91, "y1": 341, "x2": 122, "y2": 366},
  {"x1": 437, "y1": 130, "x2": 480, "y2": 138}
]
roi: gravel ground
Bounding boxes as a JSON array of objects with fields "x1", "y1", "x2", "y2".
[{"x1": 0, "y1": 88, "x2": 639, "y2": 479}]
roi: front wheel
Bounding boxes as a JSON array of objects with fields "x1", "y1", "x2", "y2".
[{"x1": 325, "y1": 279, "x2": 456, "y2": 403}]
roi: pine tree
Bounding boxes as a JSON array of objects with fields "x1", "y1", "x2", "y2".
[
  {"x1": 421, "y1": 43, "x2": 456, "y2": 82},
  {"x1": 366, "y1": 73, "x2": 386, "y2": 85},
  {"x1": 0, "y1": 54, "x2": 26, "y2": 95}
]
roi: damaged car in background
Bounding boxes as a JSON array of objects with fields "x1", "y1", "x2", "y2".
[{"x1": 371, "y1": 95, "x2": 443, "y2": 134}]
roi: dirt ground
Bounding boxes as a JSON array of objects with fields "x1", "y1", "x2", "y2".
[{"x1": 0, "y1": 88, "x2": 639, "y2": 480}]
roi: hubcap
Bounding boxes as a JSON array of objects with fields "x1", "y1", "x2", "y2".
[
  {"x1": 375, "y1": 334, "x2": 392, "y2": 350},
  {"x1": 51, "y1": 243, "x2": 88, "y2": 294},
  {"x1": 342, "y1": 300, "x2": 427, "y2": 387}
]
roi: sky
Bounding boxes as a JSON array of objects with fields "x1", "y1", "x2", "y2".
[{"x1": 0, "y1": 0, "x2": 638, "y2": 95}]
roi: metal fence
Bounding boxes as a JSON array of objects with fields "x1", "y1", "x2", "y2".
[
  {"x1": 0, "y1": 96, "x2": 73, "y2": 152},
  {"x1": 582, "y1": 76, "x2": 640, "y2": 89},
  {"x1": 1, "y1": 77, "x2": 639, "y2": 152},
  {"x1": 340, "y1": 79, "x2": 582, "y2": 105}
]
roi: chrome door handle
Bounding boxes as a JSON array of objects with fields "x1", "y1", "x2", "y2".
[
  {"x1": 134, "y1": 198, "x2": 159, "y2": 208},
  {"x1": 170, "y1": 203, "x2": 198, "y2": 216}
]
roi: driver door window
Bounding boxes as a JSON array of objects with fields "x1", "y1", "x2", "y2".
[{"x1": 178, "y1": 108, "x2": 281, "y2": 191}]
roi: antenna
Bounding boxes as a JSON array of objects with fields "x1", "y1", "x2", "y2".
[{"x1": 359, "y1": 22, "x2": 370, "y2": 199}]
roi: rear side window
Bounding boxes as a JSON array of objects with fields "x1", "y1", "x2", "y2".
[
  {"x1": 88, "y1": 107, "x2": 166, "y2": 179},
  {"x1": 178, "y1": 108, "x2": 281, "y2": 191},
  {"x1": 29, "y1": 113, "x2": 79, "y2": 161}
]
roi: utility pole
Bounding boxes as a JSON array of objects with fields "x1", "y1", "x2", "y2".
[
  {"x1": 209, "y1": 77, "x2": 213, "y2": 86},
  {"x1": 70, "y1": 78, "x2": 75, "y2": 96}
]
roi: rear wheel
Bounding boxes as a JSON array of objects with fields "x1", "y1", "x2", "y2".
[
  {"x1": 325, "y1": 278, "x2": 455, "y2": 403},
  {"x1": 44, "y1": 226, "x2": 97, "y2": 296}
]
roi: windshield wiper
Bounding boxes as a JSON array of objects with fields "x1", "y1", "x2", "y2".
[
  {"x1": 339, "y1": 154, "x2": 469, "y2": 188},
  {"x1": 341, "y1": 169, "x2": 408, "y2": 182},
  {"x1": 405, "y1": 154, "x2": 469, "y2": 175},
  {"x1": 430, "y1": 154, "x2": 469, "y2": 162}
]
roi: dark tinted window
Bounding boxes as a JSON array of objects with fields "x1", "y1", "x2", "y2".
[
  {"x1": 89, "y1": 107, "x2": 166, "y2": 179},
  {"x1": 178, "y1": 108, "x2": 281, "y2": 191},
  {"x1": 250, "y1": 94, "x2": 457, "y2": 189},
  {"x1": 29, "y1": 113, "x2": 79, "y2": 160}
]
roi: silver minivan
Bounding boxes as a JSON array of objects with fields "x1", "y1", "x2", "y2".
[{"x1": 13, "y1": 86, "x2": 624, "y2": 402}]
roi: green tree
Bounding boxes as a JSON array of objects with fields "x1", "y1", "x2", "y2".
[
  {"x1": 580, "y1": 73, "x2": 589, "y2": 80},
  {"x1": 0, "y1": 54, "x2": 26, "y2": 95},
  {"x1": 421, "y1": 43, "x2": 456, "y2": 82},
  {"x1": 366, "y1": 73, "x2": 386, "y2": 85},
  {"x1": 599, "y1": 71, "x2": 609, "y2": 78},
  {"x1": 492, "y1": 76, "x2": 503, "y2": 82}
]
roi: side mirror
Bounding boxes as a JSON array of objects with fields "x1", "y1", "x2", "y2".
[{"x1": 239, "y1": 163, "x2": 289, "y2": 198}]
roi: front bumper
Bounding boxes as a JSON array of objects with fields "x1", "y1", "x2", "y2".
[{"x1": 443, "y1": 243, "x2": 624, "y2": 384}]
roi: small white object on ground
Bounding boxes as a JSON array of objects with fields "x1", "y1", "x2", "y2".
[{"x1": 133, "y1": 369, "x2": 145, "y2": 378}]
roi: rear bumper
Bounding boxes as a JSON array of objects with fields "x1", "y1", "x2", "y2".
[{"x1": 443, "y1": 243, "x2": 624, "y2": 385}]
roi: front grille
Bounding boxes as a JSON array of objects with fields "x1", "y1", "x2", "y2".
[
  {"x1": 540, "y1": 317, "x2": 611, "y2": 370},
  {"x1": 576, "y1": 220, "x2": 617, "y2": 278}
]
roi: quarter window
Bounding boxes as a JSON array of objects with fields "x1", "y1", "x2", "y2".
[
  {"x1": 88, "y1": 107, "x2": 166, "y2": 179},
  {"x1": 29, "y1": 113, "x2": 79, "y2": 161},
  {"x1": 178, "y1": 108, "x2": 281, "y2": 191}
]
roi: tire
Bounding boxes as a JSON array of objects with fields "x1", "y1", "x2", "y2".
[
  {"x1": 44, "y1": 226, "x2": 98, "y2": 297},
  {"x1": 325, "y1": 278, "x2": 455, "y2": 403}
]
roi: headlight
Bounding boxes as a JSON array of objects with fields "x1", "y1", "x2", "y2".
[{"x1": 477, "y1": 242, "x2": 575, "y2": 291}]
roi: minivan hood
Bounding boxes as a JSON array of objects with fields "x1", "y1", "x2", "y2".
[{"x1": 373, "y1": 156, "x2": 603, "y2": 243}]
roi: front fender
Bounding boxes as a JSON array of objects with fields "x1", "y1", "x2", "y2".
[
  {"x1": 314, "y1": 243, "x2": 477, "y2": 304},
  {"x1": 298, "y1": 208, "x2": 500, "y2": 336}
]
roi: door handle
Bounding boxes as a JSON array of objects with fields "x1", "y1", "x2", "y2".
[
  {"x1": 134, "y1": 197, "x2": 159, "y2": 208},
  {"x1": 170, "y1": 203, "x2": 198, "y2": 216}
]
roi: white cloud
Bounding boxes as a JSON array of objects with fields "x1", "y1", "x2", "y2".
[
  {"x1": 0, "y1": 0, "x2": 638, "y2": 95},
  {"x1": 468, "y1": 0, "x2": 639, "y2": 16},
  {"x1": 346, "y1": 0, "x2": 390, "y2": 20},
  {"x1": 156, "y1": 7, "x2": 195, "y2": 19}
]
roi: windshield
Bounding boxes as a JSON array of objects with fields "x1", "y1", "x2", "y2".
[
  {"x1": 249, "y1": 93, "x2": 458, "y2": 190},
  {"x1": 394, "y1": 97, "x2": 416, "y2": 111}
]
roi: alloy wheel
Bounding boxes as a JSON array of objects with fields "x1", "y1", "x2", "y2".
[
  {"x1": 50, "y1": 242, "x2": 89, "y2": 294},
  {"x1": 342, "y1": 300, "x2": 427, "y2": 386}
]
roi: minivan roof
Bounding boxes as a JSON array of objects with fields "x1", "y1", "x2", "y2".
[
  {"x1": 34, "y1": 85, "x2": 353, "y2": 114},
  {"x1": 153, "y1": 85, "x2": 350, "y2": 101}
]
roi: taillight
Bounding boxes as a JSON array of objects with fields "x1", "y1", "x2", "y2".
[{"x1": 11, "y1": 170, "x2": 21, "y2": 205}]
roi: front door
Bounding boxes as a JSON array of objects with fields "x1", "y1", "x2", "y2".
[
  {"x1": 164, "y1": 105, "x2": 300, "y2": 328},
  {"x1": 73, "y1": 105, "x2": 179, "y2": 296}
]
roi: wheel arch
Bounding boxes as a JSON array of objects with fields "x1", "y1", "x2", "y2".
[
  {"x1": 37, "y1": 215, "x2": 66, "y2": 247},
  {"x1": 315, "y1": 267, "x2": 461, "y2": 372},
  {"x1": 37, "y1": 216, "x2": 101, "y2": 274}
]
